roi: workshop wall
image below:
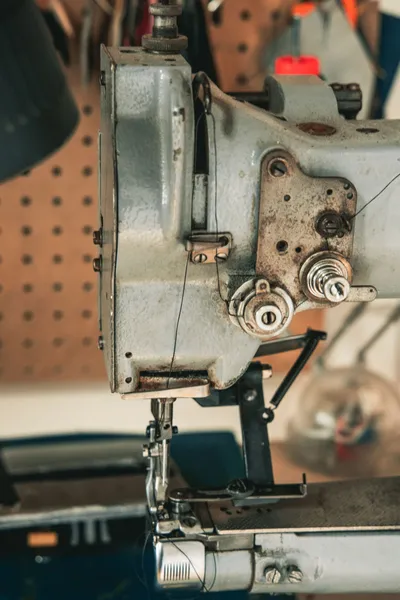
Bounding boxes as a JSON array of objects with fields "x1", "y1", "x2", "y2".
[{"x1": 0, "y1": 70, "x2": 102, "y2": 383}]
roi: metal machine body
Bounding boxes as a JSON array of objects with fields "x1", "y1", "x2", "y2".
[
  {"x1": 96, "y1": 3, "x2": 400, "y2": 594},
  {"x1": 98, "y1": 47, "x2": 399, "y2": 396}
]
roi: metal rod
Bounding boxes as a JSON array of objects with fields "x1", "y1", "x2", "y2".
[
  {"x1": 238, "y1": 365, "x2": 274, "y2": 486},
  {"x1": 269, "y1": 330, "x2": 326, "y2": 413}
]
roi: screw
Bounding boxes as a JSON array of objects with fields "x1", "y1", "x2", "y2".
[
  {"x1": 269, "y1": 159, "x2": 287, "y2": 177},
  {"x1": 193, "y1": 253, "x2": 207, "y2": 264},
  {"x1": 216, "y1": 253, "x2": 228, "y2": 261},
  {"x1": 97, "y1": 335, "x2": 104, "y2": 351},
  {"x1": 262, "y1": 311, "x2": 276, "y2": 326},
  {"x1": 264, "y1": 566, "x2": 282, "y2": 584},
  {"x1": 333, "y1": 282, "x2": 345, "y2": 298},
  {"x1": 244, "y1": 389, "x2": 257, "y2": 402},
  {"x1": 142, "y1": 445, "x2": 150, "y2": 458},
  {"x1": 93, "y1": 229, "x2": 102, "y2": 246},
  {"x1": 316, "y1": 212, "x2": 344, "y2": 238},
  {"x1": 93, "y1": 256, "x2": 102, "y2": 272},
  {"x1": 287, "y1": 565, "x2": 303, "y2": 583},
  {"x1": 324, "y1": 277, "x2": 350, "y2": 303}
]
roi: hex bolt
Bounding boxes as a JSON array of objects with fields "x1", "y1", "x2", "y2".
[
  {"x1": 264, "y1": 566, "x2": 282, "y2": 584},
  {"x1": 142, "y1": 445, "x2": 150, "y2": 459},
  {"x1": 97, "y1": 335, "x2": 104, "y2": 351},
  {"x1": 93, "y1": 256, "x2": 102, "y2": 272},
  {"x1": 172, "y1": 426, "x2": 179, "y2": 435},
  {"x1": 244, "y1": 389, "x2": 257, "y2": 402},
  {"x1": 193, "y1": 253, "x2": 207, "y2": 264},
  {"x1": 287, "y1": 565, "x2": 303, "y2": 584}
]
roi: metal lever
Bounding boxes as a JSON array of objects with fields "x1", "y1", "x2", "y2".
[{"x1": 264, "y1": 329, "x2": 327, "y2": 422}]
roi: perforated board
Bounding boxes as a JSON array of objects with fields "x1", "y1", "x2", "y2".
[{"x1": 0, "y1": 67, "x2": 104, "y2": 382}]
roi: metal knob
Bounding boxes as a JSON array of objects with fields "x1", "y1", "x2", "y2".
[{"x1": 300, "y1": 252, "x2": 351, "y2": 304}]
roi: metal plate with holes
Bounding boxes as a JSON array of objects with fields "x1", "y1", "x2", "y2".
[
  {"x1": 0, "y1": 65, "x2": 103, "y2": 382},
  {"x1": 257, "y1": 151, "x2": 357, "y2": 305},
  {"x1": 208, "y1": 477, "x2": 400, "y2": 533}
]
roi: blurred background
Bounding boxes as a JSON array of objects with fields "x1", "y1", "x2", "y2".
[{"x1": 1, "y1": 2, "x2": 400, "y2": 598}]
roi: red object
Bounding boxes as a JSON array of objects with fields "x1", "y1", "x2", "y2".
[
  {"x1": 341, "y1": 0, "x2": 358, "y2": 28},
  {"x1": 275, "y1": 56, "x2": 320, "y2": 76},
  {"x1": 135, "y1": 0, "x2": 152, "y2": 44},
  {"x1": 292, "y1": 2, "x2": 316, "y2": 18},
  {"x1": 336, "y1": 443, "x2": 355, "y2": 462}
]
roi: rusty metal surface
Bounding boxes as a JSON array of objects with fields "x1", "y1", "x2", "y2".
[
  {"x1": 208, "y1": 476, "x2": 400, "y2": 534},
  {"x1": 256, "y1": 151, "x2": 357, "y2": 306}
]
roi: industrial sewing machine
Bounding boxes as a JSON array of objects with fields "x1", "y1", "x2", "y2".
[{"x1": 94, "y1": 1, "x2": 400, "y2": 595}]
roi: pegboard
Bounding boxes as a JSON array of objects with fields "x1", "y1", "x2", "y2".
[
  {"x1": 0, "y1": 8, "x2": 323, "y2": 383},
  {"x1": 0, "y1": 65, "x2": 104, "y2": 383}
]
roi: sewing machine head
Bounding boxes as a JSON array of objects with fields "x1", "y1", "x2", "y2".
[
  {"x1": 94, "y1": 2, "x2": 400, "y2": 594},
  {"x1": 96, "y1": 20, "x2": 382, "y2": 398}
]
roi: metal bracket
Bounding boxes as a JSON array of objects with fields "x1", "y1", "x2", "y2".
[
  {"x1": 186, "y1": 233, "x2": 232, "y2": 264},
  {"x1": 257, "y1": 150, "x2": 357, "y2": 305},
  {"x1": 167, "y1": 330, "x2": 325, "y2": 509}
]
